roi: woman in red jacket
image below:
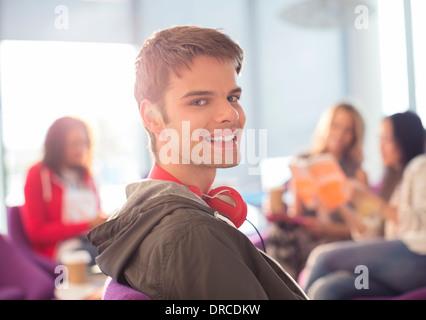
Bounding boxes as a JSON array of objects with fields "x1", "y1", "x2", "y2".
[{"x1": 22, "y1": 116, "x2": 107, "y2": 263}]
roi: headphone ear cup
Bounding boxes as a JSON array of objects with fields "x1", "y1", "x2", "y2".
[{"x1": 205, "y1": 186, "x2": 247, "y2": 228}]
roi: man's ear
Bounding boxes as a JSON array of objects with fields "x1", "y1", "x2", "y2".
[{"x1": 139, "y1": 99, "x2": 165, "y2": 134}]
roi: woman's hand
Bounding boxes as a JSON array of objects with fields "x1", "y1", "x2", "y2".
[
  {"x1": 263, "y1": 186, "x2": 289, "y2": 222},
  {"x1": 299, "y1": 216, "x2": 325, "y2": 236},
  {"x1": 344, "y1": 178, "x2": 369, "y2": 203},
  {"x1": 89, "y1": 211, "x2": 108, "y2": 229},
  {"x1": 343, "y1": 178, "x2": 385, "y2": 217},
  {"x1": 381, "y1": 204, "x2": 398, "y2": 224}
]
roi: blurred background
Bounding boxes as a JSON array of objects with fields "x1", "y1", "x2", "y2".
[{"x1": 0, "y1": 0, "x2": 425, "y2": 233}]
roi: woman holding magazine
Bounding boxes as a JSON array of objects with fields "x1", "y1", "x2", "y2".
[
  {"x1": 301, "y1": 110, "x2": 426, "y2": 300},
  {"x1": 265, "y1": 102, "x2": 369, "y2": 280}
]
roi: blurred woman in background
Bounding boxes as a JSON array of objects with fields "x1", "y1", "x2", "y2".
[
  {"x1": 265, "y1": 102, "x2": 368, "y2": 279},
  {"x1": 22, "y1": 116, "x2": 107, "y2": 265}
]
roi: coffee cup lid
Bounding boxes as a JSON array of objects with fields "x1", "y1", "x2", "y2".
[{"x1": 60, "y1": 250, "x2": 92, "y2": 264}]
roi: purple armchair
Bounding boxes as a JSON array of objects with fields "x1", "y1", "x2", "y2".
[
  {"x1": 0, "y1": 234, "x2": 56, "y2": 299},
  {"x1": 6, "y1": 206, "x2": 58, "y2": 276},
  {"x1": 298, "y1": 267, "x2": 426, "y2": 300},
  {"x1": 1, "y1": 206, "x2": 59, "y2": 300},
  {"x1": 352, "y1": 287, "x2": 426, "y2": 300},
  {"x1": 102, "y1": 277, "x2": 152, "y2": 300}
]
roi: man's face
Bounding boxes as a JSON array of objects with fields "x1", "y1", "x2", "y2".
[{"x1": 157, "y1": 55, "x2": 246, "y2": 168}]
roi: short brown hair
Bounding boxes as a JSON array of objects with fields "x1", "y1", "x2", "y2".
[{"x1": 134, "y1": 25, "x2": 244, "y2": 156}]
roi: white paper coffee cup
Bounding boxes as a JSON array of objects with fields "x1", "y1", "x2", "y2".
[{"x1": 60, "y1": 250, "x2": 92, "y2": 285}]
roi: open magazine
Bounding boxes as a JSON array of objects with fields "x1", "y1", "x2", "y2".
[{"x1": 288, "y1": 153, "x2": 348, "y2": 211}]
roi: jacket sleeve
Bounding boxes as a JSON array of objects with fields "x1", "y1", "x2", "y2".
[{"x1": 22, "y1": 165, "x2": 90, "y2": 247}]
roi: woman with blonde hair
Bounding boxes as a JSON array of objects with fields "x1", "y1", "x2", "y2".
[
  {"x1": 309, "y1": 102, "x2": 367, "y2": 183},
  {"x1": 265, "y1": 101, "x2": 368, "y2": 280}
]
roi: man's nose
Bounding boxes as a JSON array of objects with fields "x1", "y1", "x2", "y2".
[{"x1": 216, "y1": 100, "x2": 239, "y2": 124}]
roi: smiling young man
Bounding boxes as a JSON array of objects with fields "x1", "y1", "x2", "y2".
[
  {"x1": 88, "y1": 26, "x2": 307, "y2": 300},
  {"x1": 145, "y1": 53, "x2": 245, "y2": 192}
]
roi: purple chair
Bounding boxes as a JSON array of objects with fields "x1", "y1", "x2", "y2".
[
  {"x1": 102, "y1": 276, "x2": 152, "y2": 300},
  {"x1": 298, "y1": 267, "x2": 426, "y2": 300},
  {"x1": 0, "y1": 234, "x2": 56, "y2": 300},
  {"x1": 6, "y1": 206, "x2": 58, "y2": 276},
  {"x1": 353, "y1": 287, "x2": 426, "y2": 300},
  {"x1": 392, "y1": 287, "x2": 426, "y2": 300}
]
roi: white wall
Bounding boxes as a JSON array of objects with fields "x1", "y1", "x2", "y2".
[{"x1": 255, "y1": 0, "x2": 346, "y2": 158}]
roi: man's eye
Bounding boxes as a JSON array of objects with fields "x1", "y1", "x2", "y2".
[
  {"x1": 192, "y1": 99, "x2": 207, "y2": 106},
  {"x1": 228, "y1": 96, "x2": 239, "y2": 103}
]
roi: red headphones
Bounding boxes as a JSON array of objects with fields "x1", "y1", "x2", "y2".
[{"x1": 148, "y1": 165, "x2": 247, "y2": 228}]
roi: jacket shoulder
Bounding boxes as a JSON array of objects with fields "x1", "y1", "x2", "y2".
[{"x1": 124, "y1": 207, "x2": 251, "y2": 298}]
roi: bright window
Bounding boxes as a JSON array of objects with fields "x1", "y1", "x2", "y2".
[
  {"x1": 377, "y1": 0, "x2": 409, "y2": 116},
  {"x1": 0, "y1": 40, "x2": 146, "y2": 216},
  {"x1": 377, "y1": 0, "x2": 426, "y2": 126},
  {"x1": 411, "y1": 0, "x2": 426, "y2": 123}
]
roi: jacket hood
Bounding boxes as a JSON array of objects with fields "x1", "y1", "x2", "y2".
[{"x1": 87, "y1": 179, "x2": 217, "y2": 282}]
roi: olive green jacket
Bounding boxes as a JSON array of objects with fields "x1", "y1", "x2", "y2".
[{"x1": 88, "y1": 179, "x2": 307, "y2": 300}]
